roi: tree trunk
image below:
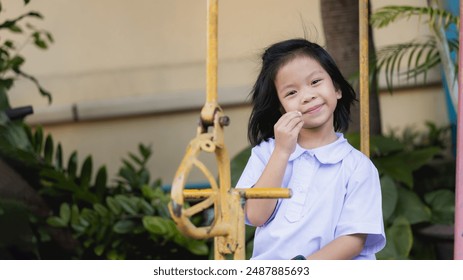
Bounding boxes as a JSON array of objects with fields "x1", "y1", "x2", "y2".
[
  {"x1": 320, "y1": 0, "x2": 382, "y2": 135},
  {"x1": 0, "y1": 159, "x2": 78, "y2": 253}
]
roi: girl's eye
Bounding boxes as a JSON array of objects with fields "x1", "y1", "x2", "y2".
[
  {"x1": 286, "y1": 90, "x2": 297, "y2": 97},
  {"x1": 311, "y1": 79, "x2": 322, "y2": 85}
]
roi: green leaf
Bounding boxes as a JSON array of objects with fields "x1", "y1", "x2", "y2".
[
  {"x1": 78, "y1": 216, "x2": 90, "y2": 228},
  {"x1": 80, "y1": 156, "x2": 93, "y2": 189},
  {"x1": 33, "y1": 126, "x2": 43, "y2": 154},
  {"x1": 118, "y1": 164, "x2": 137, "y2": 187},
  {"x1": 371, "y1": 5, "x2": 458, "y2": 30},
  {"x1": 0, "y1": 78, "x2": 14, "y2": 90},
  {"x1": 128, "y1": 152, "x2": 143, "y2": 166},
  {"x1": 403, "y1": 147, "x2": 441, "y2": 171},
  {"x1": 9, "y1": 56, "x2": 25, "y2": 71},
  {"x1": 106, "y1": 249, "x2": 125, "y2": 260},
  {"x1": 71, "y1": 224, "x2": 86, "y2": 233},
  {"x1": 67, "y1": 151, "x2": 78, "y2": 179},
  {"x1": 70, "y1": 204, "x2": 80, "y2": 225},
  {"x1": 111, "y1": 239, "x2": 122, "y2": 249},
  {"x1": 380, "y1": 175, "x2": 398, "y2": 221},
  {"x1": 40, "y1": 168, "x2": 79, "y2": 192},
  {"x1": 373, "y1": 147, "x2": 440, "y2": 187},
  {"x1": 44, "y1": 134, "x2": 54, "y2": 164},
  {"x1": 38, "y1": 228, "x2": 51, "y2": 242},
  {"x1": 83, "y1": 239, "x2": 93, "y2": 248},
  {"x1": 377, "y1": 216, "x2": 413, "y2": 259},
  {"x1": 33, "y1": 32, "x2": 47, "y2": 49},
  {"x1": 115, "y1": 195, "x2": 138, "y2": 215},
  {"x1": 395, "y1": 187, "x2": 431, "y2": 224},
  {"x1": 55, "y1": 143, "x2": 63, "y2": 170},
  {"x1": 96, "y1": 224, "x2": 108, "y2": 242},
  {"x1": 113, "y1": 220, "x2": 135, "y2": 234},
  {"x1": 8, "y1": 25, "x2": 22, "y2": 33},
  {"x1": 93, "y1": 203, "x2": 109, "y2": 218},
  {"x1": 142, "y1": 216, "x2": 169, "y2": 235},
  {"x1": 0, "y1": 87, "x2": 10, "y2": 111},
  {"x1": 424, "y1": 189, "x2": 455, "y2": 224},
  {"x1": 185, "y1": 239, "x2": 209, "y2": 256},
  {"x1": 374, "y1": 157, "x2": 412, "y2": 187},
  {"x1": 27, "y1": 12, "x2": 43, "y2": 19},
  {"x1": 141, "y1": 184, "x2": 158, "y2": 200},
  {"x1": 47, "y1": 216, "x2": 67, "y2": 228},
  {"x1": 94, "y1": 244, "x2": 105, "y2": 256},
  {"x1": 94, "y1": 166, "x2": 108, "y2": 200},
  {"x1": 139, "y1": 143, "x2": 152, "y2": 161},
  {"x1": 2, "y1": 122, "x2": 33, "y2": 151},
  {"x1": 370, "y1": 135, "x2": 404, "y2": 155},
  {"x1": 59, "y1": 203, "x2": 71, "y2": 225},
  {"x1": 45, "y1": 31, "x2": 54, "y2": 43},
  {"x1": 106, "y1": 197, "x2": 122, "y2": 216},
  {"x1": 139, "y1": 199, "x2": 155, "y2": 215},
  {"x1": 138, "y1": 170, "x2": 150, "y2": 187},
  {"x1": 171, "y1": 226, "x2": 209, "y2": 256},
  {"x1": 94, "y1": 166, "x2": 107, "y2": 187}
]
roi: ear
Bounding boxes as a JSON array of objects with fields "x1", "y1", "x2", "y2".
[{"x1": 336, "y1": 89, "x2": 342, "y2": 100}]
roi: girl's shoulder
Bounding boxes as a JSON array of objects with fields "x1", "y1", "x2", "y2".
[
  {"x1": 251, "y1": 138, "x2": 276, "y2": 159},
  {"x1": 343, "y1": 145, "x2": 379, "y2": 176}
]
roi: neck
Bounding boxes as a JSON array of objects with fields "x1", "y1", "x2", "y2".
[{"x1": 297, "y1": 126, "x2": 338, "y2": 149}]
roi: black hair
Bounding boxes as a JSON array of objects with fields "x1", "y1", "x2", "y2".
[{"x1": 247, "y1": 38, "x2": 357, "y2": 146}]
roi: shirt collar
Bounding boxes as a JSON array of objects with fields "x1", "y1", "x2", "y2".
[{"x1": 288, "y1": 133, "x2": 353, "y2": 164}]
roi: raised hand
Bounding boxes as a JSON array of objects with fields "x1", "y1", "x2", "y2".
[{"x1": 273, "y1": 111, "x2": 303, "y2": 156}]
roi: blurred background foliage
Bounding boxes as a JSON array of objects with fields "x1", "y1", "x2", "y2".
[
  {"x1": 0, "y1": 0, "x2": 457, "y2": 260},
  {"x1": 0, "y1": 0, "x2": 209, "y2": 260}
]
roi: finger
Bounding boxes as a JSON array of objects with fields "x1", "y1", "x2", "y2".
[
  {"x1": 285, "y1": 112, "x2": 303, "y2": 130},
  {"x1": 287, "y1": 116, "x2": 303, "y2": 131},
  {"x1": 276, "y1": 111, "x2": 302, "y2": 127},
  {"x1": 274, "y1": 116, "x2": 303, "y2": 138}
]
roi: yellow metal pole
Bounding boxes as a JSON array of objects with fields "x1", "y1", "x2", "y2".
[
  {"x1": 359, "y1": 0, "x2": 370, "y2": 157},
  {"x1": 184, "y1": 188, "x2": 292, "y2": 200},
  {"x1": 201, "y1": 0, "x2": 219, "y2": 125},
  {"x1": 206, "y1": 0, "x2": 218, "y2": 104}
]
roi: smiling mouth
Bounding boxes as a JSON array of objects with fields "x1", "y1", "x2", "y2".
[{"x1": 304, "y1": 104, "x2": 323, "y2": 114}]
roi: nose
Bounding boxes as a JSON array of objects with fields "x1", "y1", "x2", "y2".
[{"x1": 301, "y1": 88, "x2": 316, "y2": 103}]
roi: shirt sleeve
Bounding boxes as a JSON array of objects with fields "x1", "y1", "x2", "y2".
[
  {"x1": 235, "y1": 141, "x2": 282, "y2": 226},
  {"x1": 235, "y1": 145, "x2": 266, "y2": 190},
  {"x1": 335, "y1": 155, "x2": 386, "y2": 255}
]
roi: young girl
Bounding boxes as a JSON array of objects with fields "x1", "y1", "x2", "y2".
[{"x1": 236, "y1": 38, "x2": 386, "y2": 260}]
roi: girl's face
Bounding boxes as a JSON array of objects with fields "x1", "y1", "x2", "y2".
[{"x1": 275, "y1": 55, "x2": 341, "y2": 132}]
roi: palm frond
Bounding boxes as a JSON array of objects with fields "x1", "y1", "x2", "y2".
[
  {"x1": 371, "y1": 5, "x2": 459, "y2": 31},
  {"x1": 374, "y1": 38, "x2": 455, "y2": 92}
]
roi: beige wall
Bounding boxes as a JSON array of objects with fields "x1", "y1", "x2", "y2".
[{"x1": 4, "y1": 0, "x2": 450, "y2": 185}]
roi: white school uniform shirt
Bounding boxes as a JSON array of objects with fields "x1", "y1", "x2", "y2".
[{"x1": 236, "y1": 133, "x2": 386, "y2": 260}]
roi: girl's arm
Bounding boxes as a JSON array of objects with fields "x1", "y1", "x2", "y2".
[
  {"x1": 245, "y1": 111, "x2": 303, "y2": 227},
  {"x1": 305, "y1": 234, "x2": 367, "y2": 260},
  {"x1": 244, "y1": 146, "x2": 290, "y2": 226}
]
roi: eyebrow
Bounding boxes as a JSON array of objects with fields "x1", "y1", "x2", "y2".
[{"x1": 307, "y1": 69, "x2": 325, "y2": 78}]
